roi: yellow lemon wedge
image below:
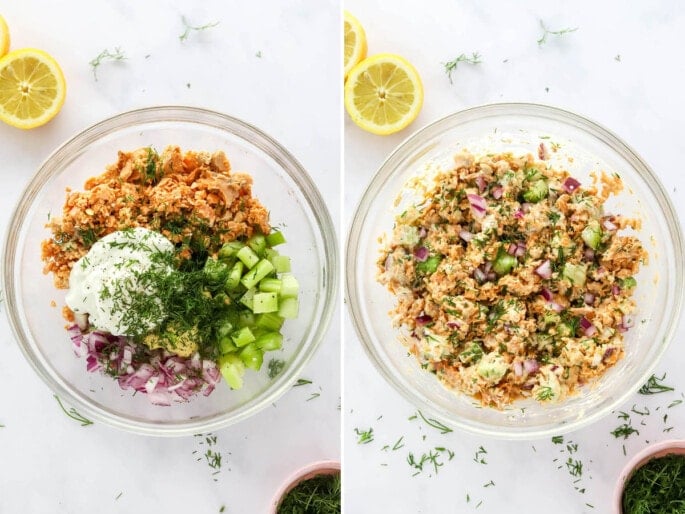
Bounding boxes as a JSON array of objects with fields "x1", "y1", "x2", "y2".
[
  {"x1": 344, "y1": 53, "x2": 423, "y2": 136},
  {"x1": 0, "y1": 15, "x2": 10, "y2": 58},
  {"x1": 344, "y1": 11, "x2": 367, "y2": 81},
  {"x1": 0, "y1": 48, "x2": 66, "y2": 129}
]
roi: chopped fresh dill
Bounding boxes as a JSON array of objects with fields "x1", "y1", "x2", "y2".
[
  {"x1": 268, "y1": 359, "x2": 285, "y2": 379},
  {"x1": 483, "y1": 480, "x2": 495, "y2": 488},
  {"x1": 537, "y1": 20, "x2": 578, "y2": 46},
  {"x1": 115, "y1": 492, "x2": 123, "y2": 501},
  {"x1": 54, "y1": 394, "x2": 93, "y2": 426},
  {"x1": 639, "y1": 373, "x2": 674, "y2": 394},
  {"x1": 89, "y1": 47, "x2": 126, "y2": 81},
  {"x1": 622, "y1": 454, "x2": 685, "y2": 514},
  {"x1": 442, "y1": 52, "x2": 482, "y2": 84},
  {"x1": 392, "y1": 436, "x2": 405, "y2": 451},
  {"x1": 566, "y1": 457, "x2": 583, "y2": 477},
  {"x1": 536, "y1": 386, "x2": 555, "y2": 401},
  {"x1": 277, "y1": 472, "x2": 340, "y2": 514},
  {"x1": 552, "y1": 435, "x2": 564, "y2": 444},
  {"x1": 407, "y1": 447, "x2": 453, "y2": 476},
  {"x1": 179, "y1": 16, "x2": 220, "y2": 42},
  {"x1": 307, "y1": 392, "x2": 320, "y2": 401},
  {"x1": 354, "y1": 427, "x2": 374, "y2": 444},
  {"x1": 473, "y1": 446, "x2": 488, "y2": 465},
  {"x1": 611, "y1": 423, "x2": 639, "y2": 439},
  {"x1": 415, "y1": 410, "x2": 453, "y2": 434},
  {"x1": 293, "y1": 378, "x2": 312, "y2": 387}
]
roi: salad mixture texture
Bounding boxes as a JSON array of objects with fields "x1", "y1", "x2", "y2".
[
  {"x1": 378, "y1": 150, "x2": 646, "y2": 407},
  {"x1": 42, "y1": 146, "x2": 299, "y2": 405}
]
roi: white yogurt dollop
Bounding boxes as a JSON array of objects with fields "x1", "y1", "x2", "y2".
[{"x1": 65, "y1": 227, "x2": 174, "y2": 336}]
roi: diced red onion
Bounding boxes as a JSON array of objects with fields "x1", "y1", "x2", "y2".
[
  {"x1": 521, "y1": 203, "x2": 532, "y2": 213},
  {"x1": 584, "y1": 292, "x2": 595, "y2": 305},
  {"x1": 447, "y1": 321, "x2": 461, "y2": 330},
  {"x1": 507, "y1": 243, "x2": 518, "y2": 255},
  {"x1": 487, "y1": 272, "x2": 496, "y2": 281},
  {"x1": 514, "y1": 209, "x2": 524, "y2": 220},
  {"x1": 459, "y1": 230, "x2": 474, "y2": 242},
  {"x1": 583, "y1": 248, "x2": 595, "y2": 262},
  {"x1": 418, "y1": 227, "x2": 427, "y2": 238},
  {"x1": 540, "y1": 287, "x2": 553, "y2": 301},
  {"x1": 602, "y1": 218, "x2": 617, "y2": 231},
  {"x1": 612, "y1": 284, "x2": 621, "y2": 295},
  {"x1": 491, "y1": 186, "x2": 503, "y2": 200},
  {"x1": 74, "y1": 312, "x2": 89, "y2": 332},
  {"x1": 473, "y1": 268, "x2": 486, "y2": 283},
  {"x1": 415, "y1": 314, "x2": 433, "y2": 326},
  {"x1": 603, "y1": 347, "x2": 616, "y2": 361},
  {"x1": 524, "y1": 359, "x2": 540, "y2": 374},
  {"x1": 384, "y1": 255, "x2": 393, "y2": 271},
  {"x1": 538, "y1": 142, "x2": 549, "y2": 160},
  {"x1": 580, "y1": 317, "x2": 597, "y2": 337},
  {"x1": 467, "y1": 193, "x2": 487, "y2": 218},
  {"x1": 535, "y1": 260, "x2": 552, "y2": 279},
  {"x1": 475, "y1": 176, "x2": 487, "y2": 193},
  {"x1": 513, "y1": 361, "x2": 523, "y2": 377},
  {"x1": 548, "y1": 301, "x2": 564, "y2": 313},
  {"x1": 579, "y1": 317, "x2": 592, "y2": 330},
  {"x1": 514, "y1": 243, "x2": 526, "y2": 258},
  {"x1": 414, "y1": 246, "x2": 429, "y2": 262},
  {"x1": 562, "y1": 177, "x2": 581, "y2": 193}
]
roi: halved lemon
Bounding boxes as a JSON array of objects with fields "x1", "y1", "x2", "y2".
[
  {"x1": 344, "y1": 53, "x2": 423, "y2": 136},
  {"x1": 0, "y1": 48, "x2": 66, "y2": 129},
  {"x1": 344, "y1": 11, "x2": 367, "y2": 81},
  {"x1": 0, "y1": 15, "x2": 9, "y2": 58}
]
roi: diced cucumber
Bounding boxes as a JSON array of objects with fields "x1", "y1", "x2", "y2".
[
  {"x1": 218, "y1": 241, "x2": 245, "y2": 260},
  {"x1": 255, "y1": 312, "x2": 285, "y2": 331},
  {"x1": 203, "y1": 258, "x2": 229, "y2": 284},
  {"x1": 278, "y1": 297, "x2": 299, "y2": 319},
  {"x1": 218, "y1": 354, "x2": 245, "y2": 389},
  {"x1": 581, "y1": 220, "x2": 602, "y2": 250},
  {"x1": 240, "y1": 288, "x2": 256, "y2": 310},
  {"x1": 562, "y1": 262, "x2": 587, "y2": 286},
  {"x1": 225, "y1": 261, "x2": 244, "y2": 291},
  {"x1": 620, "y1": 276, "x2": 637, "y2": 289},
  {"x1": 219, "y1": 336, "x2": 238, "y2": 354},
  {"x1": 255, "y1": 332, "x2": 283, "y2": 351},
  {"x1": 271, "y1": 254, "x2": 291, "y2": 273},
  {"x1": 522, "y1": 180, "x2": 549, "y2": 203},
  {"x1": 493, "y1": 248, "x2": 517, "y2": 275},
  {"x1": 216, "y1": 319, "x2": 234, "y2": 339},
  {"x1": 213, "y1": 292, "x2": 230, "y2": 307},
  {"x1": 280, "y1": 274, "x2": 300, "y2": 298},
  {"x1": 231, "y1": 326, "x2": 256, "y2": 347},
  {"x1": 266, "y1": 231, "x2": 286, "y2": 247},
  {"x1": 236, "y1": 246, "x2": 260, "y2": 269},
  {"x1": 239, "y1": 343, "x2": 264, "y2": 370},
  {"x1": 259, "y1": 278, "x2": 282, "y2": 293},
  {"x1": 524, "y1": 167, "x2": 544, "y2": 181},
  {"x1": 459, "y1": 342, "x2": 484, "y2": 364},
  {"x1": 241, "y1": 259, "x2": 275, "y2": 289},
  {"x1": 238, "y1": 310, "x2": 255, "y2": 328},
  {"x1": 253, "y1": 292, "x2": 279, "y2": 314},
  {"x1": 247, "y1": 233, "x2": 267, "y2": 257},
  {"x1": 416, "y1": 255, "x2": 441, "y2": 274}
]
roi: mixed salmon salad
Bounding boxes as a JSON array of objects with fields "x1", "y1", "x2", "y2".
[
  {"x1": 377, "y1": 150, "x2": 646, "y2": 407},
  {"x1": 42, "y1": 146, "x2": 300, "y2": 404}
]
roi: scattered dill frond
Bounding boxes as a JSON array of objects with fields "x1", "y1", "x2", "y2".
[
  {"x1": 414, "y1": 410, "x2": 453, "y2": 434},
  {"x1": 552, "y1": 435, "x2": 564, "y2": 444},
  {"x1": 267, "y1": 359, "x2": 285, "y2": 379},
  {"x1": 354, "y1": 427, "x2": 374, "y2": 444},
  {"x1": 537, "y1": 20, "x2": 578, "y2": 46},
  {"x1": 639, "y1": 373, "x2": 674, "y2": 394},
  {"x1": 54, "y1": 395, "x2": 93, "y2": 426},
  {"x1": 293, "y1": 378, "x2": 312, "y2": 387},
  {"x1": 473, "y1": 446, "x2": 488, "y2": 465},
  {"x1": 442, "y1": 52, "x2": 482, "y2": 84},
  {"x1": 611, "y1": 423, "x2": 639, "y2": 440},
  {"x1": 89, "y1": 47, "x2": 126, "y2": 81},
  {"x1": 179, "y1": 16, "x2": 220, "y2": 42}
]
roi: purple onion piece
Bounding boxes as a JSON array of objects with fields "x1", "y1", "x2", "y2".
[
  {"x1": 549, "y1": 301, "x2": 564, "y2": 313},
  {"x1": 584, "y1": 292, "x2": 595, "y2": 305},
  {"x1": 523, "y1": 359, "x2": 540, "y2": 374},
  {"x1": 514, "y1": 209, "x2": 524, "y2": 220},
  {"x1": 418, "y1": 227, "x2": 427, "y2": 238},
  {"x1": 535, "y1": 260, "x2": 552, "y2": 279},
  {"x1": 491, "y1": 186, "x2": 504, "y2": 200},
  {"x1": 467, "y1": 193, "x2": 487, "y2": 218},
  {"x1": 475, "y1": 176, "x2": 487, "y2": 193},
  {"x1": 513, "y1": 361, "x2": 523, "y2": 377},
  {"x1": 562, "y1": 177, "x2": 581, "y2": 193},
  {"x1": 603, "y1": 347, "x2": 616, "y2": 361},
  {"x1": 414, "y1": 246, "x2": 429, "y2": 262},
  {"x1": 602, "y1": 218, "x2": 618, "y2": 231},
  {"x1": 612, "y1": 284, "x2": 621, "y2": 295},
  {"x1": 540, "y1": 287, "x2": 553, "y2": 302},
  {"x1": 507, "y1": 242, "x2": 518, "y2": 255},
  {"x1": 583, "y1": 248, "x2": 595, "y2": 261},
  {"x1": 415, "y1": 314, "x2": 433, "y2": 326},
  {"x1": 473, "y1": 268, "x2": 487, "y2": 283},
  {"x1": 459, "y1": 229, "x2": 474, "y2": 242}
]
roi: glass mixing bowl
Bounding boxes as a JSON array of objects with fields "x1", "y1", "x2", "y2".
[
  {"x1": 3, "y1": 106, "x2": 338, "y2": 436},
  {"x1": 346, "y1": 103, "x2": 684, "y2": 439}
]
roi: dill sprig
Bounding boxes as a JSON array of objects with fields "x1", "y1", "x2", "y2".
[
  {"x1": 622, "y1": 454, "x2": 685, "y2": 514},
  {"x1": 193, "y1": 433, "x2": 223, "y2": 481},
  {"x1": 354, "y1": 427, "x2": 374, "y2": 444},
  {"x1": 293, "y1": 378, "x2": 312, "y2": 387},
  {"x1": 473, "y1": 446, "x2": 488, "y2": 465},
  {"x1": 537, "y1": 20, "x2": 578, "y2": 46},
  {"x1": 179, "y1": 16, "x2": 220, "y2": 42},
  {"x1": 277, "y1": 472, "x2": 340, "y2": 514},
  {"x1": 268, "y1": 359, "x2": 285, "y2": 379},
  {"x1": 639, "y1": 373, "x2": 674, "y2": 394},
  {"x1": 89, "y1": 47, "x2": 126, "y2": 81},
  {"x1": 442, "y1": 52, "x2": 482, "y2": 84},
  {"x1": 415, "y1": 410, "x2": 453, "y2": 434},
  {"x1": 407, "y1": 447, "x2": 454, "y2": 476},
  {"x1": 54, "y1": 395, "x2": 93, "y2": 426}
]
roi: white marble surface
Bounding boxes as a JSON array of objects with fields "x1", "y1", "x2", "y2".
[
  {"x1": 343, "y1": 1, "x2": 685, "y2": 513},
  {"x1": 0, "y1": 1, "x2": 339, "y2": 513}
]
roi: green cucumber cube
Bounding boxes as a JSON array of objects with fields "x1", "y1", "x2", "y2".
[
  {"x1": 218, "y1": 241, "x2": 245, "y2": 260},
  {"x1": 236, "y1": 246, "x2": 260, "y2": 269},
  {"x1": 203, "y1": 258, "x2": 229, "y2": 284},
  {"x1": 225, "y1": 260, "x2": 244, "y2": 291},
  {"x1": 253, "y1": 292, "x2": 279, "y2": 314},
  {"x1": 271, "y1": 255, "x2": 291, "y2": 273},
  {"x1": 241, "y1": 259, "x2": 275, "y2": 289},
  {"x1": 219, "y1": 336, "x2": 238, "y2": 354},
  {"x1": 216, "y1": 319, "x2": 234, "y2": 339},
  {"x1": 240, "y1": 288, "x2": 256, "y2": 310},
  {"x1": 218, "y1": 354, "x2": 245, "y2": 389},
  {"x1": 278, "y1": 297, "x2": 299, "y2": 319},
  {"x1": 231, "y1": 326, "x2": 256, "y2": 347},
  {"x1": 247, "y1": 233, "x2": 267, "y2": 257},
  {"x1": 266, "y1": 231, "x2": 286, "y2": 247},
  {"x1": 237, "y1": 310, "x2": 255, "y2": 328},
  {"x1": 255, "y1": 332, "x2": 283, "y2": 351},
  {"x1": 239, "y1": 343, "x2": 264, "y2": 371},
  {"x1": 259, "y1": 278, "x2": 282, "y2": 293},
  {"x1": 255, "y1": 312, "x2": 285, "y2": 331},
  {"x1": 280, "y1": 274, "x2": 299, "y2": 298}
]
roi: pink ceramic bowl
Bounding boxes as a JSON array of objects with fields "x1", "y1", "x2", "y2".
[
  {"x1": 269, "y1": 460, "x2": 341, "y2": 513},
  {"x1": 613, "y1": 439, "x2": 685, "y2": 513}
]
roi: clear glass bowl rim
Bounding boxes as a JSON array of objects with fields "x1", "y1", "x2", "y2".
[
  {"x1": 2, "y1": 105, "x2": 339, "y2": 436},
  {"x1": 346, "y1": 102, "x2": 685, "y2": 439}
]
